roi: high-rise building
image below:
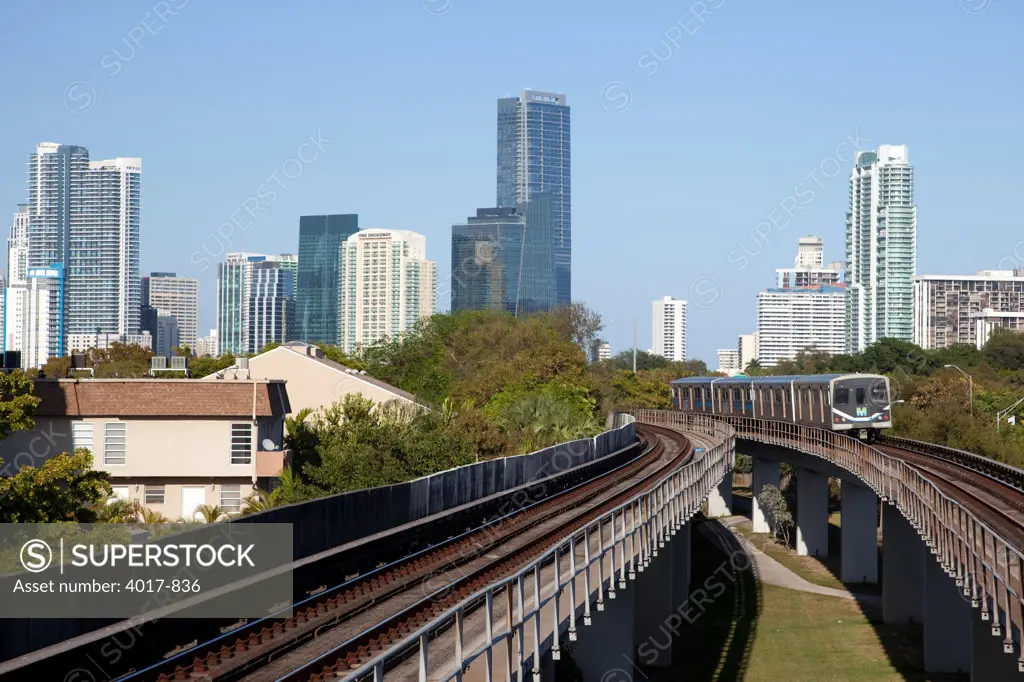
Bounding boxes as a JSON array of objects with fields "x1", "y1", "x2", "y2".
[
  {"x1": 450, "y1": 194, "x2": 556, "y2": 315},
  {"x1": 651, "y1": 296, "x2": 687, "y2": 362},
  {"x1": 497, "y1": 90, "x2": 571, "y2": 306},
  {"x1": 23, "y1": 143, "x2": 141, "y2": 351},
  {"x1": 249, "y1": 259, "x2": 296, "y2": 354},
  {"x1": 776, "y1": 236, "x2": 844, "y2": 288},
  {"x1": 756, "y1": 285, "x2": 847, "y2": 367},
  {"x1": 3, "y1": 265, "x2": 64, "y2": 368},
  {"x1": 196, "y1": 329, "x2": 219, "y2": 357},
  {"x1": 913, "y1": 270, "x2": 1024, "y2": 349},
  {"x1": 738, "y1": 333, "x2": 758, "y2": 371},
  {"x1": 845, "y1": 145, "x2": 917, "y2": 352},
  {"x1": 716, "y1": 349, "x2": 741, "y2": 375},
  {"x1": 296, "y1": 214, "x2": 359, "y2": 344},
  {"x1": 154, "y1": 310, "x2": 180, "y2": 357},
  {"x1": 597, "y1": 341, "x2": 612, "y2": 362},
  {"x1": 67, "y1": 331, "x2": 152, "y2": 353},
  {"x1": 8, "y1": 205, "x2": 29, "y2": 287},
  {"x1": 338, "y1": 229, "x2": 436, "y2": 353},
  {"x1": 216, "y1": 253, "x2": 297, "y2": 355},
  {"x1": 142, "y1": 273, "x2": 199, "y2": 350}
]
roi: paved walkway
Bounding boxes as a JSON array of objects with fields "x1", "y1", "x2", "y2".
[{"x1": 700, "y1": 515, "x2": 882, "y2": 610}]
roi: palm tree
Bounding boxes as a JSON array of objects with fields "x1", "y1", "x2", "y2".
[
  {"x1": 240, "y1": 490, "x2": 274, "y2": 515},
  {"x1": 138, "y1": 507, "x2": 169, "y2": 524},
  {"x1": 94, "y1": 496, "x2": 140, "y2": 523},
  {"x1": 195, "y1": 504, "x2": 228, "y2": 523}
]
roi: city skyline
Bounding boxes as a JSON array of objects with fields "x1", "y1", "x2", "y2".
[{"x1": 1, "y1": 2, "x2": 1020, "y2": 364}]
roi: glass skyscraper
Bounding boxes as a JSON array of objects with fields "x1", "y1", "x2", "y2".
[
  {"x1": 451, "y1": 193, "x2": 556, "y2": 316},
  {"x1": 217, "y1": 253, "x2": 297, "y2": 355},
  {"x1": 496, "y1": 90, "x2": 571, "y2": 306},
  {"x1": 295, "y1": 214, "x2": 359, "y2": 344}
]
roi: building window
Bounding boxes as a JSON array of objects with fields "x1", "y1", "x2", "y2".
[
  {"x1": 72, "y1": 422, "x2": 94, "y2": 453},
  {"x1": 220, "y1": 485, "x2": 242, "y2": 513},
  {"x1": 104, "y1": 422, "x2": 127, "y2": 465},
  {"x1": 231, "y1": 423, "x2": 252, "y2": 464},
  {"x1": 144, "y1": 485, "x2": 165, "y2": 505}
]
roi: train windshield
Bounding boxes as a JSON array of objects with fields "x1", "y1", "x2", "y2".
[
  {"x1": 834, "y1": 387, "x2": 850, "y2": 404},
  {"x1": 871, "y1": 382, "x2": 888, "y2": 402}
]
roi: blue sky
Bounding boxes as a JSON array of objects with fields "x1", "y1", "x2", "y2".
[{"x1": 0, "y1": 0, "x2": 1020, "y2": 364}]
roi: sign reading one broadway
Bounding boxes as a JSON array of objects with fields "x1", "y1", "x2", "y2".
[{"x1": 0, "y1": 523, "x2": 293, "y2": 619}]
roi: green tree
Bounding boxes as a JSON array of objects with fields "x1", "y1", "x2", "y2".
[
  {"x1": 0, "y1": 370, "x2": 41, "y2": 440},
  {"x1": 188, "y1": 353, "x2": 236, "y2": 378},
  {"x1": 983, "y1": 328, "x2": 1024, "y2": 370},
  {"x1": 756, "y1": 483, "x2": 793, "y2": 546},
  {"x1": 0, "y1": 449, "x2": 113, "y2": 523}
]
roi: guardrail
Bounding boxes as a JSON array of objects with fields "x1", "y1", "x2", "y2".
[
  {"x1": 336, "y1": 414, "x2": 735, "y2": 682},
  {"x1": 878, "y1": 433, "x2": 1024, "y2": 494},
  {"x1": 638, "y1": 411, "x2": 1024, "y2": 669}
]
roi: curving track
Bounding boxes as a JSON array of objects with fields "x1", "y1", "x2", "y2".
[
  {"x1": 119, "y1": 423, "x2": 693, "y2": 681},
  {"x1": 876, "y1": 438, "x2": 1024, "y2": 548}
]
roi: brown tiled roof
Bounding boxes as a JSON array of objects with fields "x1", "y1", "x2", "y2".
[{"x1": 32, "y1": 379, "x2": 290, "y2": 418}]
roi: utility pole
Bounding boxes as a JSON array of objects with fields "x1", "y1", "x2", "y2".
[{"x1": 632, "y1": 318, "x2": 637, "y2": 375}]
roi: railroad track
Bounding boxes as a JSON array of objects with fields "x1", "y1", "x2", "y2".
[
  {"x1": 120, "y1": 424, "x2": 688, "y2": 681},
  {"x1": 876, "y1": 441, "x2": 1024, "y2": 548},
  {"x1": 276, "y1": 423, "x2": 693, "y2": 681}
]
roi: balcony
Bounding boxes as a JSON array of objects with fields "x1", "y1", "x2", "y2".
[{"x1": 256, "y1": 448, "x2": 291, "y2": 477}]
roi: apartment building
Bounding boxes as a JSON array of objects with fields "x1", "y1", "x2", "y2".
[
  {"x1": 0, "y1": 379, "x2": 290, "y2": 521},
  {"x1": 913, "y1": 270, "x2": 1024, "y2": 349},
  {"x1": 651, "y1": 296, "x2": 687, "y2": 362}
]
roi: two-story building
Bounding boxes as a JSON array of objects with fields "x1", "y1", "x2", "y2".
[{"x1": 0, "y1": 379, "x2": 290, "y2": 520}]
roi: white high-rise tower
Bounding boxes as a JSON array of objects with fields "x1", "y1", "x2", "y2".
[
  {"x1": 338, "y1": 229, "x2": 436, "y2": 353},
  {"x1": 651, "y1": 296, "x2": 687, "y2": 362},
  {"x1": 845, "y1": 144, "x2": 916, "y2": 352}
]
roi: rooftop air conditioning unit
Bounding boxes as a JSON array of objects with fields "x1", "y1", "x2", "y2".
[
  {"x1": 170, "y1": 356, "x2": 188, "y2": 371},
  {"x1": 237, "y1": 357, "x2": 250, "y2": 371},
  {"x1": 150, "y1": 356, "x2": 167, "y2": 370}
]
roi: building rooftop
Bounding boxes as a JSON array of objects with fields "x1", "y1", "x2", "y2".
[{"x1": 32, "y1": 378, "x2": 290, "y2": 418}]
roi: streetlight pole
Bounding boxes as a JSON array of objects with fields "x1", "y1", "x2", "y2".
[
  {"x1": 997, "y1": 395, "x2": 1024, "y2": 431},
  {"x1": 943, "y1": 364, "x2": 973, "y2": 415}
]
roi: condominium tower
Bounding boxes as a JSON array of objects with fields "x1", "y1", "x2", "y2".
[
  {"x1": 295, "y1": 214, "x2": 359, "y2": 344},
  {"x1": 651, "y1": 296, "x2": 687, "y2": 362},
  {"x1": 338, "y1": 229, "x2": 436, "y2": 353},
  {"x1": 497, "y1": 90, "x2": 571, "y2": 306},
  {"x1": 845, "y1": 145, "x2": 917, "y2": 352},
  {"x1": 22, "y1": 143, "x2": 141, "y2": 351},
  {"x1": 217, "y1": 253, "x2": 297, "y2": 355}
]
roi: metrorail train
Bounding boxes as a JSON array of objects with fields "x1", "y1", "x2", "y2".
[{"x1": 671, "y1": 373, "x2": 894, "y2": 442}]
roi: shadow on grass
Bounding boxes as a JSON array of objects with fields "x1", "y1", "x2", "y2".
[{"x1": 636, "y1": 513, "x2": 762, "y2": 681}]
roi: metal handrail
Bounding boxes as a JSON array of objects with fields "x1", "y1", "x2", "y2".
[{"x1": 326, "y1": 414, "x2": 734, "y2": 682}]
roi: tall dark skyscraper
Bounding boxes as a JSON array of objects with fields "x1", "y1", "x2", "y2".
[
  {"x1": 451, "y1": 193, "x2": 555, "y2": 315},
  {"x1": 295, "y1": 214, "x2": 359, "y2": 344},
  {"x1": 496, "y1": 90, "x2": 571, "y2": 306}
]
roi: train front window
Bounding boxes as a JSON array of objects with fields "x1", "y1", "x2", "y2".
[
  {"x1": 834, "y1": 388, "x2": 850, "y2": 404},
  {"x1": 855, "y1": 388, "x2": 866, "y2": 405},
  {"x1": 871, "y1": 383, "x2": 888, "y2": 402}
]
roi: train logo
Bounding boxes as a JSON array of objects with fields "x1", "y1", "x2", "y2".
[{"x1": 856, "y1": 407, "x2": 868, "y2": 417}]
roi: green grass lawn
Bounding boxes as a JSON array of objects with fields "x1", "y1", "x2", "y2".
[{"x1": 630, "y1": 518, "x2": 964, "y2": 682}]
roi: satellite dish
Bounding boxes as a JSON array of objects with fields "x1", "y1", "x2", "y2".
[{"x1": 262, "y1": 438, "x2": 278, "y2": 451}]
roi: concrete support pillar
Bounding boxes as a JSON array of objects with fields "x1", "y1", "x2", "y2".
[
  {"x1": 923, "y1": 557, "x2": 971, "y2": 674},
  {"x1": 751, "y1": 458, "x2": 781, "y2": 534},
  {"x1": 881, "y1": 504, "x2": 924, "y2": 624},
  {"x1": 676, "y1": 521, "x2": 691, "y2": 595},
  {"x1": 972, "y1": 605, "x2": 1019, "y2": 681},
  {"x1": 706, "y1": 471, "x2": 733, "y2": 518},
  {"x1": 634, "y1": 535, "x2": 676, "y2": 667},
  {"x1": 575, "y1": 573, "x2": 636, "y2": 681},
  {"x1": 840, "y1": 480, "x2": 878, "y2": 583},
  {"x1": 795, "y1": 469, "x2": 828, "y2": 557}
]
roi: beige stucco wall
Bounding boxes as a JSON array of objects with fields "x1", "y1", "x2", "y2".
[
  {"x1": 109, "y1": 479, "x2": 255, "y2": 520},
  {"x1": 0, "y1": 416, "x2": 284, "y2": 478},
  {"x1": 243, "y1": 348, "x2": 414, "y2": 418}
]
